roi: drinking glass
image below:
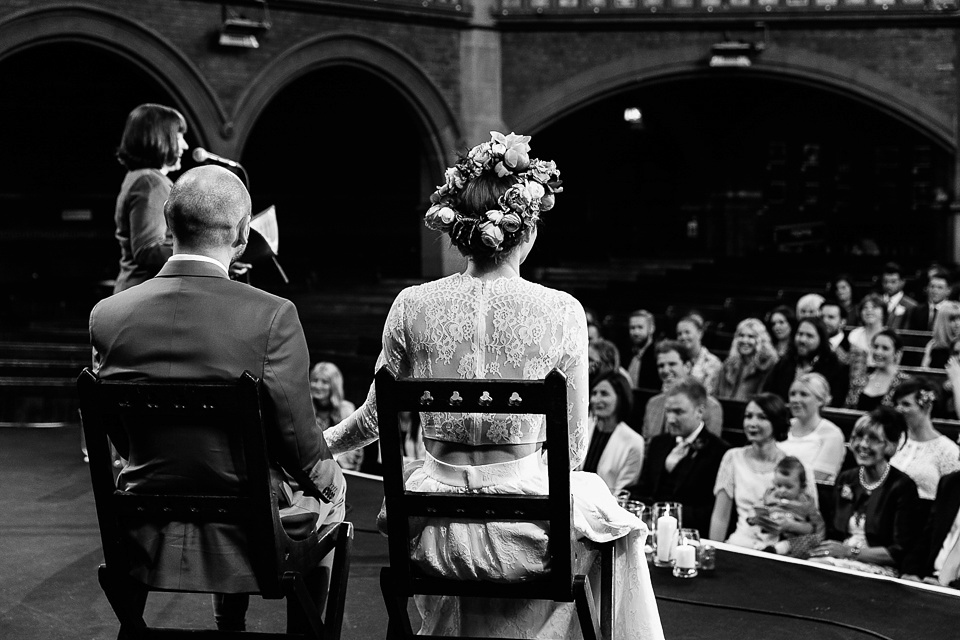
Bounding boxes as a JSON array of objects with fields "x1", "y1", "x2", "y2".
[{"x1": 652, "y1": 502, "x2": 683, "y2": 567}]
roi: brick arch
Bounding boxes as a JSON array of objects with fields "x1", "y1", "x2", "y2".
[
  {"x1": 231, "y1": 33, "x2": 460, "y2": 177},
  {"x1": 510, "y1": 44, "x2": 954, "y2": 152},
  {"x1": 0, "y1": 3, "x2": 226, "y2": 148}
]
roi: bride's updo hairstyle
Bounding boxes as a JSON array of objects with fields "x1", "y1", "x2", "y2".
[{"x1": 424, "y1": 131, "x2": 562, "y2": 265}]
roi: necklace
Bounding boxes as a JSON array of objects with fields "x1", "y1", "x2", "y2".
[{"x1": 859, "y1": 464, "x2": 890, "y2": 492}]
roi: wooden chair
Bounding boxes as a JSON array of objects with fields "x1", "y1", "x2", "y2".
[
  {"x1": 375, "y1": 366, "x2": 614, "y2": 640},
  {"x1": 77, "y1": 368, "x2": 352, "y2": 640}
]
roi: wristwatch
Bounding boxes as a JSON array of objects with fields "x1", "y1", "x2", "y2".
[{"x1": 849, "y1": 546, "x2": 861, "y2": 559}]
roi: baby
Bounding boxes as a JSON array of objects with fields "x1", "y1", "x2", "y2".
[{"x1": 749, "y1": 456, "x2": 825, "y2": 558}]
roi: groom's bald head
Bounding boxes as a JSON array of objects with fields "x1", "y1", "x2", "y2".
[{"x1": 165, "y1": 165, "x2": 251, "y2": 252}]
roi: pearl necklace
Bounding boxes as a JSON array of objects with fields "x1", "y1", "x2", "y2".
[{"x1": 859, "y1": 464, "x2": 890, "y2": 492}]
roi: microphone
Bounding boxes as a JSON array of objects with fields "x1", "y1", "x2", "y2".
[{"x1": 192, "y1": 147, "x2": 240, "y2": 168}]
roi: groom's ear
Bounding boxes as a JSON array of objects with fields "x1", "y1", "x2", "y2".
[{"x1": 234, "y1": 213, "x2": 250, "y2": 248}]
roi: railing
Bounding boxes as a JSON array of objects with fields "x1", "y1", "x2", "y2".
[{"x1": 497, "y1": 0, "x2": 957, "y2": 15}]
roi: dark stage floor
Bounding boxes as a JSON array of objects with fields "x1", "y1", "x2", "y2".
[{"x1": 2, "y1": 426, "x2": 957, "y2": 639}]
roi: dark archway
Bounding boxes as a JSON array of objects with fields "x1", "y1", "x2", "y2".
[
  {"x1": 526, "y1": 74, "x2": 952, "y2": 270},
  {"x1": 0, "y1": 42, "x2": 197, "y2": 326},
  {"x1": 241, "y1": 65, "x2": 430, "y2": 286}
]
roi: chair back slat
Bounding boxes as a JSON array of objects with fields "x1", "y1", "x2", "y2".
[
  {"x1": 375, "y1": 366, "x2": 574, "y2": 603},
  {"x1": 77, "y1": 368, "x2": 296, "y2": 597}
]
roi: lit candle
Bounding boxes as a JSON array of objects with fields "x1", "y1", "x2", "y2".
[
  {"x1": 675, "y1": 545, "x2": 697, "y2": 569},
  {"x1": 656, "y1": 515, "x2": 678, "y2": 563}
]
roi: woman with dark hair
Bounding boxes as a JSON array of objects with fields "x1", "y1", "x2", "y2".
[
  {"x1": 765, "y1": 305, "x2": 798, "y2": 358},
  {"x1": 848, "y1": 293, "x2": 887, "y2": 369},
  {"x1": 582, "y1": 371, "x2": 644, "y2": 494},
  {"x1": 831, "y1": 274, "x2": 859, "y2": 327},
  {"x1": 762, "y1": 317, "x2": 849, "y2": 408},
  {"x1": 810, "y1": 407, "x2": 922, "y2": 576},
  {"x1": 113, "y1": 103, "x2": 189, "y2": 293},
  {"x1": 709, "y1": 393, "x2": 817, "y2": 548},
  {"x1": 845, "y1": 329, "x2": 910, "y2": 411},
  {"x1": 325, "y1": 132, "x2": 663, "y2": 639},
  {"x1": 891, "y1": 378, "x2": 960, "y2": 501}
]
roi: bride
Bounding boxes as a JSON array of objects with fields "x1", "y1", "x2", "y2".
[{"x1": 325, "y1": 131, "x2": 664, "y2": 640}]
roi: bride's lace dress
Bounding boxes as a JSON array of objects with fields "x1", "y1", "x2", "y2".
[{"x1": 326, "y1": 273, "x2": 664, "y2": 640}]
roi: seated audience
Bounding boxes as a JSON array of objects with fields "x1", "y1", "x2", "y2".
[
  {"x1": 820, "y1": 298, "x2": 852, "y2": 363},
  {"x1": 810, "y1": 408, "x2": 922, "y2": 577},
  {"x1": 625, "y1": 309, "x2": 661, "y2": 390},
  {"x1": 676, "y1": 314, "x2": 723, "y2": 392},
  {"x1": 710, "y1": 393, "x2": 817, "y2": 549},
  {"x1": 581, "y1": 371, "x2": 644, "y2": 495},
  {"x1": 589, "y1": 337, "x2": 632, "y2": 390},
  {"x1": 714, "y1": 318, "x2": 778, "y2": 401},
  {"x1": 749, "y1": 456, "x2": 825, "y2": 558},
  {"x1": 781, "y1": 373, "x2": 846, "y2": 486},
  {"x1": 845, "y1": 329, "x2": 910, "y2": 412},
  {"x1": 585, "y1": 306, "x2": 601, "y2": 344},
  {"x1": 902, "y1": 470, "x2": 960, "y2": 588},
  {"x1": 848, "y1": 293, "x2": 886, "y2": 370},
  {"x1": 642, "y1": 340, "x2": 723, "y2": 440},
  {"x1": 763, "y1": 317, "x2": 849, "y2": 408},
  {"x1": 632, "y1": 377, "x2": 729, "y2": 535},
  {"x1": 796, "y1": 293, "x2": 825, "y2": 320},
  {"x1": 881, "y1": 262, "x2": 918, "y2": 331},
  {"x1": 891, "y1": 378, "x2": 960, "y2": 501},
  {"x1": 830, "y1": 273, "x2": 859, "y2": 327},
  {"x1": 311, "y1": 361, "x2": 362, "y2": 471},
  {"x1": 938, "y1": 343, "x2": 960, "y2": 419},
  {"x1": 765, "y1": 305, "x2": 798, "y2": 358},
  {"x1": 921, "y1": 300, "x2": 960, "y2": 368},
  {"x1": 911, "y1": 269, "x2": 952, "y2": 332}
]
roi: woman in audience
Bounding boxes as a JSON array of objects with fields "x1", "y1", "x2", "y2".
[
  {"x1": 845, "y1": 329, "x2": 910, "y2": 411},
  {"x1": 831, "y1": 274, "x2": 859, "y2": 327},
  {"x1": 781, "y1": 373, "x2": 846, "y2": 486},
  {"x1": 113, "y1": 103, "x2": 188, "y2": 293},
  {"x1": 937, "y1": 340, "x2": 960, "y2": 419},
  {"x1": 809, "y1": 408, "x2": 922, "y2": 576},
  {"x1": 583, "y1": 371, "x2": 644, "y2": 495},
  {"x1": 589, "y1": 337, "x2": 632, "y2": 390},
  {"x1": 325, "y1": 131, "x2": 663, "y2": 639},
  {"x1": 709, "y1": 393, "x2": 817, "y2": 549},
  {"x1": 765, "y1": 305, "x2": 797, "y2": 358},
  {"x1": 847, "y1": 293, "x2": 887, "y2": 370},
  {"x1": 676, "y1": 314, "x2": 722, "y2": 393},
  {"x1": 310, "y1": 362, "x2": 361, "y2": 471},
  {"x1": 890, "y1": 378, "x2": 960, "y2": 501},
  {"x1": 714, "y1": 318, "x2": 778, "y2": 401},
  {"x1": 920, "y1": 300, "x2": 960, "y2": 368}
]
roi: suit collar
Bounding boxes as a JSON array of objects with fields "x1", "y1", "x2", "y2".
[{"x1": 157, "y1": 259, "x2": 230, "y2": 280}]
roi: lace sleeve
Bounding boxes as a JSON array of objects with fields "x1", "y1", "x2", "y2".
[
  {"x1": 325, "y1": 292, "x2": 409, "y2": 456},
  {"x1": 713, "y1": 449, "x2": 736, "y2": 498},
  {"x1": 558, "y1": 297, "x2": 589, "y2": 470}
]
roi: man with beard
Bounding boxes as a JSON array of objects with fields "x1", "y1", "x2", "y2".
[
  {"x1": 89, "y1": 165, "x2": 345, "y2": 632},
  {"x1": 625, "y1": 309, "x2": 661, "y2": 390},
  {"x1": 641, "y1": 340, "x2": 723, "y2": 440},
  {"x1": 763, "y1": 317, "x2": 849, "y2": 407},
  {"x1": 820, "y1": 298, "x2": 851, "y2": 363}
]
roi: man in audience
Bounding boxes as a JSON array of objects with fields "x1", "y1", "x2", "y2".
[
  {"x1": 763, "y1": 317, "x2": 848, "y2": 407},
  {"x1": 631, "y1": 376, "x2": 729, "y2": 536},
  {"x1": 904, "y1": 470, "x2": 960, "y2": 588},
  {"x1": 641, "y1": 340, "x2": 723, "y2": 440},
  {"x1": 820, "y1": 298, "x2": 851, "y2": 363},
  {"x1": 89, "y1": 165, "x2": 345, "y2": 632},
  {"x1": 796, "y1": 293, "x2": 825, "y2": 320},
  {"x1": 625, "y1": 309, "x2": 660, "y2": 390},
  {"x1": 881, "y1": 262, "x2": 918, "y2": 330},
  {"x1": 911, "y1": 269, "x2": 952, "y2": 331}
]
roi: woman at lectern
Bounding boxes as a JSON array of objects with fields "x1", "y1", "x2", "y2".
[{"x1": 112, "y1": 103, "x2": 189, "y2": 293}]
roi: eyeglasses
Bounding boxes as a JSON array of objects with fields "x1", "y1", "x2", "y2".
[{"x1": 850, "y1": 432, "x2": 886, "y2": 446}]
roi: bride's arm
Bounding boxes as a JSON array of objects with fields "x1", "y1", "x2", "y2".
[
  {"x1": 325, "y1": 294, "x2": 409, "y2": 456},
  {"x1": 558, "y1": 298, "x2": 590, "y2": 470}
]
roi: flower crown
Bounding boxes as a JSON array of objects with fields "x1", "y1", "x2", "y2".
[{"x1": 424, "y1": 131, "x2": 562, "y2": 253}]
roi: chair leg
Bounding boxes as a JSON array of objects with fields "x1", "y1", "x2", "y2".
[
  {"x1": 573, "y1": 575, "x2": 600, "y2": 640},
  {"x1": 322, "y1": 522, "x2": 353, "y2": 640},
  {"x1": 379, "y1": 567, "x2": 414, "y2": 639},
  {"x1": 599, "y1": 543, "x2": 615, "y2": 640},
  {"x1": 98, "y1": 565, "x2": 147, "y2": 638}
]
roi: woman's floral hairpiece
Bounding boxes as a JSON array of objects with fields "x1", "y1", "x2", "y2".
[
  {"x1": 918, "y1": 389, "x2": 937, "y2": 409},
  {"x1": 424, "y1": 131, "x2": 562, "y2": 252}
]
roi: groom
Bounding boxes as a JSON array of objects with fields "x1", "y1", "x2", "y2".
[{"x1": 89, "y1": 165, "x2": 345, "y2": 630}]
